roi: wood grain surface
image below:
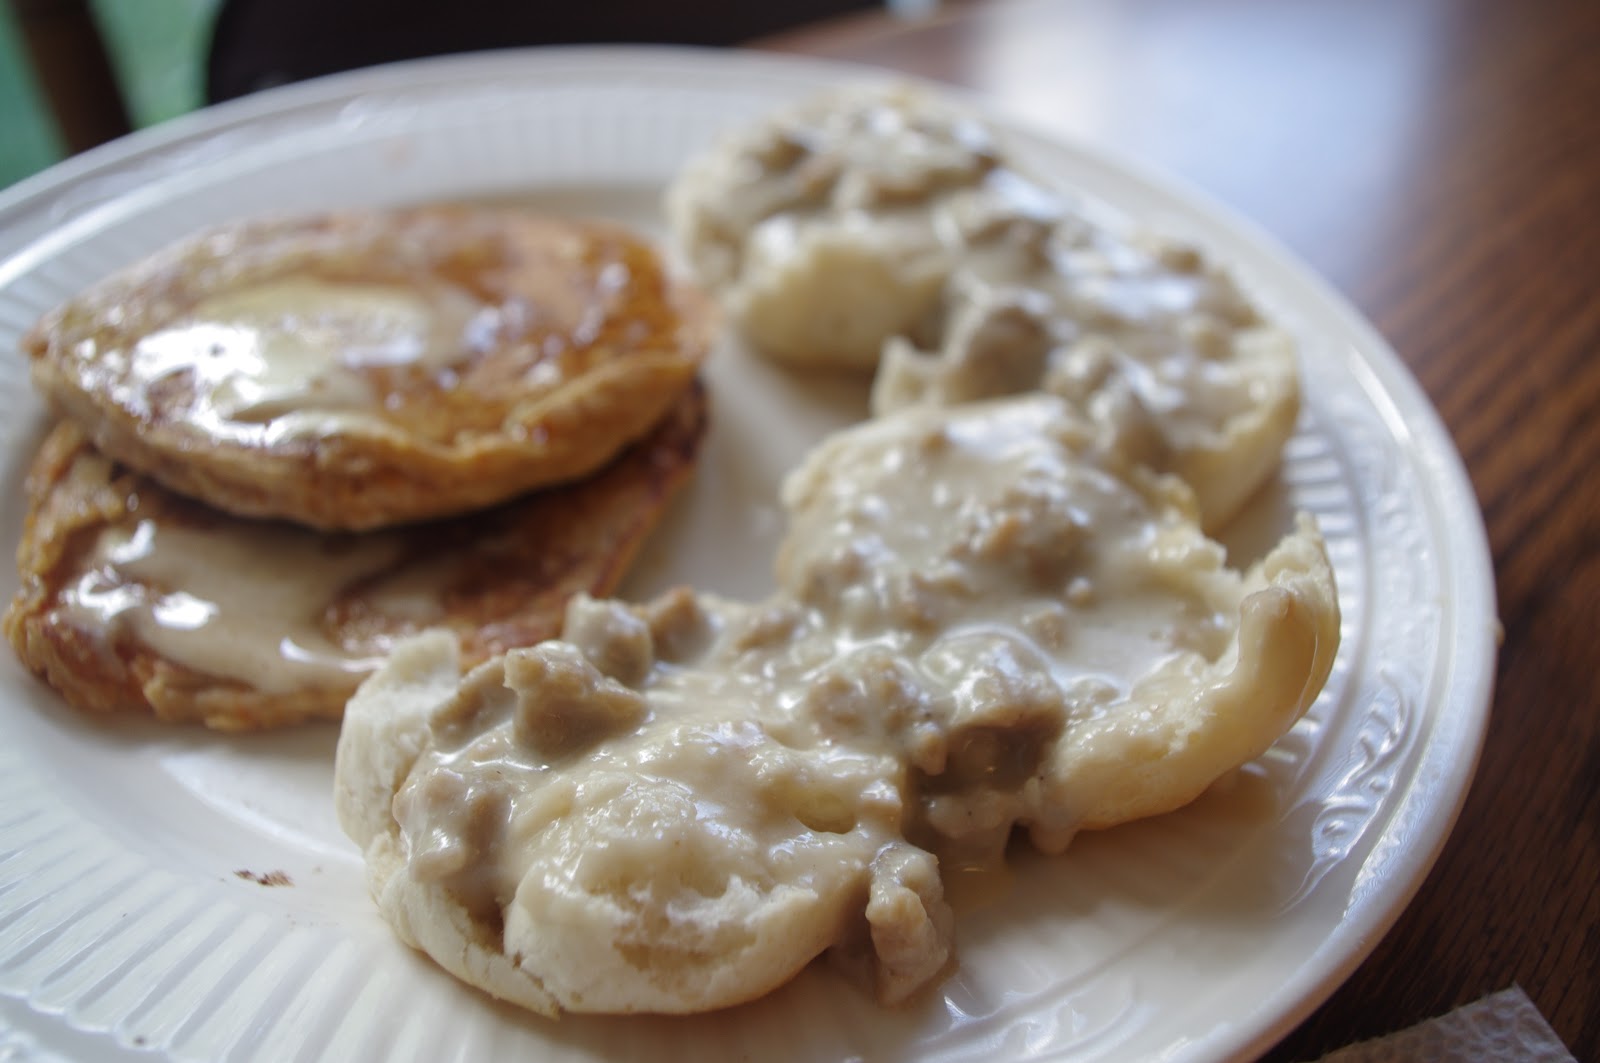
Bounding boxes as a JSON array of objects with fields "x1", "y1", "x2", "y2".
[{"x1": 760, "y1": 0, "x2": 1598, "y2": 1058}]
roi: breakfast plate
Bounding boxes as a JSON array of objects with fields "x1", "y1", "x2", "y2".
[{"x1": 0, "y1": 47, "x2": 1496, "y2": 1062}]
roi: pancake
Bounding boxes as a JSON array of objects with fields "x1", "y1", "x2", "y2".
[
  {"x1": 24, "y1": 207, "x2": 714, "y2": 530},
  {"x1": 4, "y1": 383, "x2": 707, "y2": 731}
]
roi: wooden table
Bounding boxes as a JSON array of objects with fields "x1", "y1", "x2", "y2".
[{"x1": 760, "y1": 0, "x2": 1598, "y2": 1059}]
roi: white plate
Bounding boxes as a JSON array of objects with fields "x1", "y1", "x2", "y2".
[{"x1": 0, "y1": 47, "x2": 1496, "y2": 1063}]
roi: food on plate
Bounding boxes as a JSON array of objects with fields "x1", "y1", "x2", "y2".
[
  {"x1": 335, "y1": 395, "x2": 1339, "y2": 1015},
  {"x1": 874, "y1": 266, "x2": 1300, "y2": 530},
  {"x1": 24, "y1": 207, "x2": 715, "y2": 530},
  {"x1": 667, "y1": 84, "x2": 999, "y2": 369},
  {"x1": 3, "y1": 384, "x2": 707, "y2": 730},
  {"x1": 669, "y1": 85, "x2": 1298, "y2": 528}
]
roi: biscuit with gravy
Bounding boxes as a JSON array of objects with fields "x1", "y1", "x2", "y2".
[
  {"x1": 667, "y1": 84, "x2": 998, "y2": 369},
  {"x1": 335, "y1": 394, "x2": 1338, "y2": 1014},
  {"x1": 670, "y1": 86, "x2": 1298, "y2": 529}
]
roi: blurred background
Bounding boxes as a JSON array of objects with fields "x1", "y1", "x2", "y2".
[
  {"x1": 1, "y1": 0, "x2": 890, "y2": 190},
  {"x1": 2, "y1": 0, "x2": 214, "y2": 187}
]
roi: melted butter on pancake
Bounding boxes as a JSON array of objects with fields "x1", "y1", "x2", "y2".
[
  {"x1": 129, "y1": 278, "x2": 479, "y2": 431},
  {"x1": 110, "y1": 218, "x2": 634, "y2": 446}
]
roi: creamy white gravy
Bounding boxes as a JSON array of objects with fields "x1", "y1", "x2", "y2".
[
  {"x1": 673, "y1": 85, "x2": 1293, "y2": 514},
  {"x1": 57, "y1": 516, "x2": 420, "y2": 693},
  {"x1": 391, "y1": 396, "x2": 1246, "y2": 1001},
  {"x1": 877, "y1": 182, "x2": 1277, "y2": 444}
]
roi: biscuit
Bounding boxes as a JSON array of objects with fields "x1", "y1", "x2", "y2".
[
  {"x1": 4, "y1": 384, "x2": 707, "y2": 730},
  {"x1": 670, "y1": 86, "x2": 1298, "y2": 529},
  {"x1": 336, "y1": 629, "x2": 947, "y2": 1017},
  {"x1": 872, "y1": 268, "x2": 1301, "y2": 530},
  {"x1": 778, "y1": 397, "x2": 1338, "y2": 853},
  {"x1": 335, "y1": 394, "x2": 1338, "y2": 1015},
  {"x1": 25, "y1": 208, "x2": 714, "y2": 530},
  {"x1": 667, "y1": 85, "x2": 997, "y2": 369}
]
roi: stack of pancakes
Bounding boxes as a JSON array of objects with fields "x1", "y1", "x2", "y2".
[{"x1": 4, "y1": 207, "x2": 713, "y2": 729}]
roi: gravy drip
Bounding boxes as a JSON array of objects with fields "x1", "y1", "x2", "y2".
[{"x1": 58, "y1": 517, "x2": 404, "y2": 693}]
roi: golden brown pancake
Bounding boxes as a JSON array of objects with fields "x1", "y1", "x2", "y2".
[
  {"x1": 4, "y1": 384, "x2": 707, "y2": 731},
  {"x1": 24, "y1": 207, "x2": 714, "y2": 530}
]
